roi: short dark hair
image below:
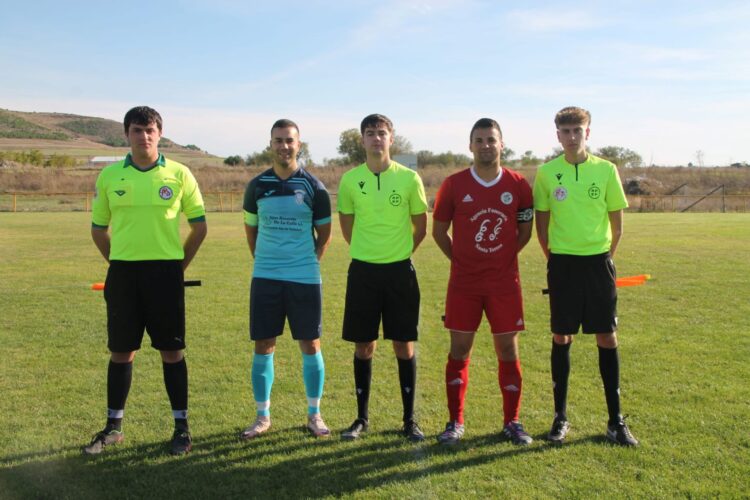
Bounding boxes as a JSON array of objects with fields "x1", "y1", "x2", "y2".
[
  {"x1": 555, "y1": 106, "x2": 591, "y2": 128},
  {"x1": 470, "y1": 118, "x2": 502, "y2": 141},
  {"x1": 360, "y1": 114, "x2": 393, "y2": 135},
  {"x1": 123, "y1": 106, "x2": 162, "y2": 134},
  {"x1": 271, "y1": 118, "x2": 299, "y2": 136}
]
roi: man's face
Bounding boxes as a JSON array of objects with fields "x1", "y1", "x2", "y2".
[
  {"x1": 270, "y1": 126, "x2": 300, "y2": 167},
  {"x1": 126, "y1": 121, "x2": 161, "y2": 158},
  {"x1": 361, "y1": 123, "x2": 394, "y2": 156},
  {"x1": 556, "y1": 122, "x2": 590, "y2": 154},
  {"x1": 469, "y1": 127, "x2": 503, "y2": 166}
]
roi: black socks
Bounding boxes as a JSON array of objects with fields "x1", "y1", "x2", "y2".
[
  {"x1": 106, "y1": 360, "x2": 132, "y2": 430},
  {"x1": 551, "y1": 341, "x2": 571, "y2": 421},
  {"x1": 397, "y1": 356, "x2": 417, "y2": 423},
  {"x1": 353, "y1": 356, "x2": 372, "y2": 422}
]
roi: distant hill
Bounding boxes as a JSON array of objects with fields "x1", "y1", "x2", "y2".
[{"x1": 0, "y1": 108, "x2": 184, "y2": 148}]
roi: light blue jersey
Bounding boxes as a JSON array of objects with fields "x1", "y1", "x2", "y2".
[{"x1": 243, "y1": 168, "x2": 331, "y2": 284}]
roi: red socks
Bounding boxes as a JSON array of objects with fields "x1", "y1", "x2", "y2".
[
  {"x1": 446, "y1": 357, "x2": 523, "y2": 425},
  {"x1": 499, "y1": 359, "x2": 522, "y2": 425},
  {"x1": 445, "y1": 356, "x2": 470, "y2": 424}
]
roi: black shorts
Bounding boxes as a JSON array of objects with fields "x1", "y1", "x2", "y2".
[
  {"x1": 546, "y1": 252, "x2": 618, "y2": 335},
  {"x1": 104, "y1": 260, "x2": 185, "y2": 352},
  {"x1": 342, "y1": 259, "x2": 420, "y2": 343},
  {"x1": 250, "y1": 278, "x2": 322, "y2": 341}
]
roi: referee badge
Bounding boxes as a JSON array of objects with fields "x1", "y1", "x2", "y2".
[
  {"x1": 389, "y1": 191, "x2": 402, "y2": 206},
  {"x1": 159, "y1": 186, "x2": 174, "y2": 200},
  {"x1": 554, "y1": 186, "x2": 567, "y2": 201},
  {"x1": 500, "y1": 192, "x2": 513, "y2": 205}
]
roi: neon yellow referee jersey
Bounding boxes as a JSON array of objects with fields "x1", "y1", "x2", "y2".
[
  {"x1": 338, "y1": 161, "x2": 427, "y2": 263},
  {"x1": 533, "y1": 154, "x2": 627, "y2": 256},
  {"x1": 92, "y1": 154, "x2": 206, "y2": 261}
]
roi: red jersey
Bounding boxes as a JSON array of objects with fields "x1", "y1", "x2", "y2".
[{"x1": 433, "y1": 167, "x2": 533, "y2": 294}]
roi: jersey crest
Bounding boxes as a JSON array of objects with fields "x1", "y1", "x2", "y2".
[
  {"x1": 500, "y1": 191, "x2": 513, "y2": 205},
  {"x1": 294, "y1": 189, "x2": 306, "y2": 205},
  {"x1": 159, "y1": 186, "x2": 173, "y2": 200}
]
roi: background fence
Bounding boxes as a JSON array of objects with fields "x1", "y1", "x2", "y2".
[
  {"x1": 1, "y1": 191, "x2": 749, "y2": 213},
  {"x1": 0, "y1": 192, "x2": 248, "y2": 213}
]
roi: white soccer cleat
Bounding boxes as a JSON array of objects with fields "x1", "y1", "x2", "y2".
[
  {"x1": 307, "y1": 413, "x2": 331, "y2": 438},
  {"x1": 240, "y1": 416, "x2": 271, "y2": 440}
]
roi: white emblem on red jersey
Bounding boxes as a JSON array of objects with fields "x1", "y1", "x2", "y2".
[
  {"x1": 501, "y1": 192, "x2": 513, "y2": 205},
  {"x1": 462, "y1": 194, "x2": 474, "y2": 203},
  {"x1": 470, "y1": 208, "x2": 507, "y2": 253}
]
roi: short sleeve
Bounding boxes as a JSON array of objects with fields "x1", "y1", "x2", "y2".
[
  {"x1": 432, "y1": 176, "x2": 454, "y2": 222},
  {"x1": 91, "y1": 171, "x2": 111, "y2": 228},
  {"x1": 606, "y1": 165, "x2": 628, "y2": 211},
  {"x1": 337, "y1": 172, "x2": 354, "y2": 214},
  {"x1": 409, "y1": 172, "x2": 428, "y2": 215},
  {"x1": 313, "y1": 181, "x2": 332, "y2": 226},
  {"x1": 517, "y1": 175, "x2": 534, "y2": 222},
  {"x1": 180, "y1": 167, "x2": 206, "y2": 221},
  {"x1": 533, "y1": 170, "x2": 550, "y2": 211},
  {"x1": 243, "y1": 178, "x2": 259, "y2": 226}
]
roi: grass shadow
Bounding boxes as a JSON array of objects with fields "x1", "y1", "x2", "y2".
[{"x1": 0, "y1": 426, "x2": 559, "y2": 499}]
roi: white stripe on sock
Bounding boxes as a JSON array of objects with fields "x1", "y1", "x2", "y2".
[
  {"x1": 107, "y1": 409, "x2": 124, "y2": 419},
  {"x1": 306, "y1": 397, "x2": 321, "y2": 408},
  {"x1": 172, "y1": 409, "x2": 188, "y2": 419}
]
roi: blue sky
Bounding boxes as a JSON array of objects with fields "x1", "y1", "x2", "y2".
[{"x1": 2, "y1": 0, "x2": 748, "y2": 166}]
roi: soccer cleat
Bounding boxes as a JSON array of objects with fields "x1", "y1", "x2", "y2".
[
  {"x1": 606, "y1": 418, "x2": 639, "y2": 447},
  {"x1": 240, "y1": 416, "x2": 271, "y2": 440},
  {"x1": 402, "y1": 420, "x2": 425, "y2": 442},
  {"x1": 341, "y1": 418, "x2": 368, "y2": 440},
  {"x1": 82, "y1": 428, "x2": 124, "y2": 455},
  {"x1": 547, "y1": 418, "x2": 571, "y2": 444},
  {"x1": 502, "y1": 421, "x2": 533, "y2": 446},
  {"x1": 170, "y1": 428, "x2": 192, "y2": 455},
  {"x1": 307, "y1": 413, "x2": 331, "y2": 438},
  {"x1": 437, "y1": 421, "x2": 465, "y2": 445}
]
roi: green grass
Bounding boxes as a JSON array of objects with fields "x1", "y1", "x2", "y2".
[{"x1": 0, "y1": 213, "x2": 748, "y2": 498}]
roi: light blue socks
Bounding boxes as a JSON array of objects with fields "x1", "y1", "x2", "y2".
[
  {"x1": 252, "y1": 352, "x2": 274, "y2": 417},
  {"x1": 303, "y1": 351, "x2": 325, "y2": 415}
]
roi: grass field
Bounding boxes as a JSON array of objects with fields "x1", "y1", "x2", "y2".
[{"x1": 0, "y1": 213, "x2": 748, "y2": 499}]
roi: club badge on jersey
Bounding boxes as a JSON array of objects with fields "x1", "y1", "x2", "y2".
[{"x1": 500, "y1": 192, "x2": 513, "y2": 205}]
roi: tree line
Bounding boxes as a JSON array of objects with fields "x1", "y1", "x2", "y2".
[
  {"x1": 224, "y1": 129, "x2": 646, "y2": 169},
  {"x1": 0, "y1": 150, "x2": 78, "y2": 168}
]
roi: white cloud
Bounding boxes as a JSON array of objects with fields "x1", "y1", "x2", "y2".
[
  {"x1": 505, "y1": 8, "x2": 603, "y2": 32},
  {"x1": 677, "y1": 2, "x2": 750, "y2": 25},
  {"x1": 633, "y1": 46, "x2": 709, "y2": 63}
]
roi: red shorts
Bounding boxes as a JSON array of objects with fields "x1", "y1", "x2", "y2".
[{"x1": 444, "y1": 285, "x2": 525, "y2": 335}]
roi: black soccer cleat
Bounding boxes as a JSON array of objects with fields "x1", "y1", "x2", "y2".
[
  {"x1": 606, "y1": 418, "x2": 639, "y2": 447},
  {"x1": 547, "y1": 418, "x2": 571, "y2": 444},
  {"x1": 341, "y1": 418, "x2": 368, "y2": 440},
  {"x1": 82, "y1": 428, "x2": 124, "y2": 455},
  {"x1": 170, "y1": 428, "x2": 193, "y2": 455},
  {"x1": 402, "y1": 420, "x2": 425, "y2": 442}
]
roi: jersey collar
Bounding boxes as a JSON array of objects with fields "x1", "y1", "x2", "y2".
[
  {"x1": 470, "y1": 165, "x2": 503, "y2": 187},
  {"x1": 123, "y1": 153, "x2": 166, "y2": 170}
]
